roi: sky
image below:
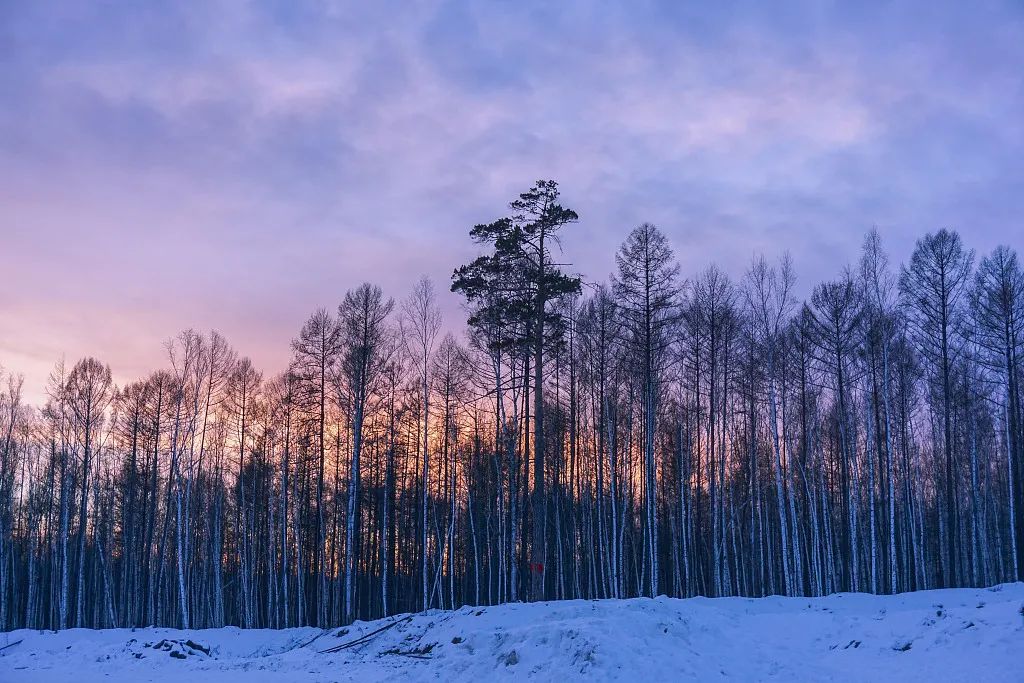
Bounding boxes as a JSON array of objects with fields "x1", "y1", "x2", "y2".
[{"x1": 1, "y1": 1, "x2": 1022, "y2": 405}]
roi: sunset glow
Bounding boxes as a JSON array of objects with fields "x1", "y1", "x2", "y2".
[{"x1": 3, "y1": 3, "x2": 1021, "y2": 404}]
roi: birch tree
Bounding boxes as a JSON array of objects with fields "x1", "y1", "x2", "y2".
[
  {"x1": 900, "y1": 229, "x2": 973, "y2": 587},
  {"x1": 401, "y1": 276, "x2": 441, "y2": 610}
]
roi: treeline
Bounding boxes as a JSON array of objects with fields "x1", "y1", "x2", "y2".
[{"x1": 0, "y1": 181, "x2": 1021, "y2": 631}]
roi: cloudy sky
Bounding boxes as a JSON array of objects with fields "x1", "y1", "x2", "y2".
[{"x1": 2, "y1": 1, "x2": 1022, "y2": 403}]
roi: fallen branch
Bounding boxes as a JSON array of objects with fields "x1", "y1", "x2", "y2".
[
  {"x1": 320, "y1": 615, "x2": 413, "y2": 654},
  {"x1": 286, "y1": 629, "x2": 331, "y2": 653},
  {"x1": 0, "y1": 639, "x2": 23, "y2": 652}
]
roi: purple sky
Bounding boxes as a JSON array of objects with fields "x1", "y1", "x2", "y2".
[{"x1": 2, "y1": 1, "x2": 1022, "y2": 404}]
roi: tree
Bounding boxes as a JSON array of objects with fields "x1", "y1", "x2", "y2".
[
  {"x1": 225, "y1": 357, "x2": 262, "y2": 627},
  {"x1": 338, "y1": 282, "x2": 394, "y2": 619},
  {"x1": 691, "y1": 264, "x2": 737, "y2": 596},
  {"x1": 971, "y1": 245, "x2": 1024, "y2": 579},
  {"x1": 807, "y1": 271, "x2": 862, "y2": 591},
  {"x1": 65, "y1": 357, "x2": 113, "y2": 626},
  {"x1": 400, "y1": 276, "x2": 442, "y2": 610},
  {"x1": 859, "y1": 229, "x2": 899, "y2": 593},
  {"x1": 613, "y1": 223, "x2": 681, "y2": 596},
  {"x1": 745, "y1": 255, "x2": 798, "y2": 595},
  {"x1": 0, "y1": 370, "x2": 25, "y2": 629},
  {"x1": 2, "y1": 223, "x2": 1022, "y2": 632},
  {"x1": 578, "y1": 285, "x2": 622, "y2": 597},
  {"x1": 452, "y1": 180, "x2": 581, "y2": 601},
  {"x1": 900, "y1": 229, "x2": 974, "y2": 587},
  {"x1": 291, "y1": 308, "x2": 342, "y2": 624}
]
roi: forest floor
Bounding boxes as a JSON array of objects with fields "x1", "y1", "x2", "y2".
[{"x1": 1, "y1": 583, "x2": 1022, "y2": 682}]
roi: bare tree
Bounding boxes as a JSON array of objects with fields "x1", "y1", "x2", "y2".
[
  {"x1": 400, "y1": 276, "x2": 441, "y2": 610},
  {"x1": 338, "y1": 283, "x2": 394, "y2": 620},
  {"x1": 901, "y1": 229, "x2": 974, "y2": 587},
  {"x1": 2, "y1": 219, "x2": 1021, "y2": 631},
  {"x1": 745, "y1": 255, "x2": 798, "y2": 595},
  {"x1": 971, "y1": 245, "x2": 1024, "y2": 578},
  {"x1": 65, "y1": 357, "x2": 114, "y2": 626},
  {"x1": 291, "y1": 309, "x2": 342, "y2": 624}
]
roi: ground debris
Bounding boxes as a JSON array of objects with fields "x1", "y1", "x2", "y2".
[
  {"x1": 144, "y1": 637, "x2": 212, "y2": 660},
  {"x1": 381, "y1": 642, "x2": 436, "y2": 659}
]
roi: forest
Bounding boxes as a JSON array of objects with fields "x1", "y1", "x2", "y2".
[{"x1": 0, "y1": 180, "x2": 1021, "y2": 631}]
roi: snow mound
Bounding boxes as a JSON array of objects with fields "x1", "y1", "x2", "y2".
[{"x1": 2, "y1": 584, "x2": 1022, "y2": 682}]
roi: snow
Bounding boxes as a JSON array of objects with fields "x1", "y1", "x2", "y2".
[{"x1": 2, "y1": 584, "x2": 1022, "y2": 682}]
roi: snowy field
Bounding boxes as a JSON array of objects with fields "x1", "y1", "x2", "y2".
[{"x1": 1, "y1": 584, "x2": 1022, "y2": 682}]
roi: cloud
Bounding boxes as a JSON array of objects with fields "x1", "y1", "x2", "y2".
[{"x1": 1, "y1": 0, "x2": 1022, "y2": 402}]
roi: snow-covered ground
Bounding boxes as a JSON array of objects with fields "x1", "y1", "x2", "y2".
[{"x1": 2, "y1": 584, "x2": 1021, "y2": 682}]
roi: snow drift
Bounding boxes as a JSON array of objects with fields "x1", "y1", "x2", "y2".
[{"x1": 2, "y1": 583, "x2": 1022, "y2": 682}]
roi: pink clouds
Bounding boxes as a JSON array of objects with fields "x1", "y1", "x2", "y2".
[{"x1": 1, "y1": 0, "x2": 1021, "y2": 404}]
